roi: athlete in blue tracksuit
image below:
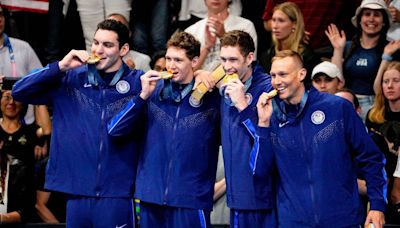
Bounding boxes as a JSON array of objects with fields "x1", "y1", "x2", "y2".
[
  {"x1": 255, "y1": 50, "x2": 387, "y2": 227},
  {"x1": 218, "y1": 30, "x2": 276, "y2": 227},
  {"x1": 12, "y1": 20, "x2": 143, "y2": 227},
  {"x1": 108, "y1": 32, "x2": 220, "y2": 228}
]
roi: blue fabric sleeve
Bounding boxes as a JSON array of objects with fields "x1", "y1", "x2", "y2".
[
  {"x1": 243, "y1": 118, "x2": 274, "y2": 177},
  {"x1": 107, "y1": 95, "x2": 147, "y2": 136},
  {"x1": 344, "y1": 102, "x2": 387, "y2": 212},
  {"x1": 12, "y1": 62, "x2": 63, "y2": 105}
]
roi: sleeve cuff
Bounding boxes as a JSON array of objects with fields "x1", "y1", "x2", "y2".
[
  {"x1": 369, "y1": 199, "x2": 386, "y2": 213},
  {"x1": 257, "y1": 126, "x2": 271, "y2": 138},
  {"x1": 239, "y1": 105, "x2": 255, "y2": 122}
]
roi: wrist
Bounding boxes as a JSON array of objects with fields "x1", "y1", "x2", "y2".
[
  {"x1": 139, "y1": 91, "x2": 150, "y2": 100},
  {"x1": 382, "y1": 53, "x2": 393, "y2": 62},
  {"x1": 258, "y1": 120, "x2": 270, "y2": 128}
]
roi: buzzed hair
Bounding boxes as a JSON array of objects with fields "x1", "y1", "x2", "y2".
[
  {"x1": 167, "y1": 31, "x2": 200, "y2": 60},
  {"x1": 220, "y1": 30, "x2": 255, "y2": 57},
  {"x1": 272, "y1": 50, "x2": 304, "y2": 68}
]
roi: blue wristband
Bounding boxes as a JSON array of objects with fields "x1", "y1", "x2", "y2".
[{"x1": 382, "y1": 53, "x2": 393, "y2": 62}]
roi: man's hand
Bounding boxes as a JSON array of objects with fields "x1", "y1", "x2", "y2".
[
  {"x1": 194, "y1": 70, "x2": 216, "y2": 92},
  {"x1": 139, "y1": 70, "x2": 161, "y2": 100},
  {"x1": 256, "y1": 92, "x2": 275, "y2": 127},
  {"x1": 58, "y1": 50, "x2": 90, "y2": 72},
  {"x1": 223, "y1": 79, "x2": 248, "y2": 111},
  {"x1": 364, "y1": 210, "x2": 385, "y2": 228}
]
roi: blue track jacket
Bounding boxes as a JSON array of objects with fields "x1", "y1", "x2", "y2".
[
  {"x1": 108, "y1": 79, "x2": 221, "y2": 210},
  {"x1": 222, "y1": 64, "x2": 275, "y2": 210},
  {"x1": 12, "y1": 62, "x2": 145, "y2": 198},
  {"x1": 253, "y1": 88, "x2": 387, "y2": 227}
]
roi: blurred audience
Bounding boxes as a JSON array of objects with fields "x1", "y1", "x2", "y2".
[
  {"x1": 326, "y1": 0, "x2": 391, "y2": 121},
  {"x1": 260, "y1": 2, "x2": 319, "y2": 87},
  {"x1": 185, "y1": 0, "x2": 257, "y2": 71},
  {"x1": 366, "y1": 60, "x2": 400, "y2": 224}
]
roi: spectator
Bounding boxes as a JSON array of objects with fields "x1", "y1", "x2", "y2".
[
  {"x1": 260, "y1": 2, "x2": 319, "y2": 88},
  {"x1": 366, "y1": 60, "x2": 400, "y2": 224},
  {"x1": 35, "y1": 157, "x2": 67, "y2": 224},
  {"x1": 131, "y1": 0, "x2": 168, "y2": 56},
  {"x1": 326, "y1": 0, "x2": 391, "y2": 121},
  {"x1": 311, "y1": 61, "x2": 345, "y2": 94},
  {"x1": 262, "y1": 0, "x2": 357, "y2": 52},
  {"x1": 185, "y1": 0, "x2": 257, "y2": 71},
  {"x1": 108, "y1": 31, "x2": 221, "y2": 227},
  {"x1": 335, "y1": 88, "x2": 362, "y2": 115},
  {"x1": 256, "y1": 50, "x2": 387, "y2": 228},
  {"x1": 0, "y1": 5, "x2": 51, "y2": 160},
  {"x1": 176, "y1": 0, "x2": 242, "y2": 31},
  {"x1": 0, "y1": 80, "x2": 44, "y2": 224},
  {"x1": 387, "y1": 0, "x2": 400, "y2": 41},
  {"x1": 150, "y1": 50, "x2": 166, "y2": 72},
  {"x1": 393, "y1": 160, "x2": 400, "y2": 223},
  {"x1": 12, "y1": 19, "x2": 144, "y2": 227},
  {"x1": 210, "y1": 150, "x2": 229, "y2": 227},
  {"x1": 75, "y1": 0, "x2": 132, "y2": 51},
  {"x1": 107, "y1": 13, "x2": 151, "y2": 72}
]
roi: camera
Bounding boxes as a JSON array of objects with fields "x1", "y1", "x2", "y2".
[{"x1": 1, "y1": 77, "x2": 20, "y2": 90}]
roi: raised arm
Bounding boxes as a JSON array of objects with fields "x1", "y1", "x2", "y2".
[
  {"x1": 12, "y1": 50, "x2": 92, "y2": 104},
  {"x1": 373, "y1": 41, "x2": 400, "y2": 94},
  {"x1": 325, "y1": 24, "x2": 346, "y2": 74},
  {"x1": 107, "y1": 70, "x2": 161, "y2": 136}
]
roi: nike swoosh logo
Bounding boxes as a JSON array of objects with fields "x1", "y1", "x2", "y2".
[
  {"x1": 278, "y1": 121, "x2": 288, "y2": 128},
  {"x1": 83, "y1": 83, "x2": 92, "y2": 88},
  {"x1": 116, "y1": 224, "x2": 127, "y2": 228}
]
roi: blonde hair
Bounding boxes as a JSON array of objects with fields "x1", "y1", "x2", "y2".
[
  {"x1": 272, "y1": 2, "x2": 305, "y2": 54},
  {"x1": 368, "y1": 61, "x2": 400, "y2": 123}
]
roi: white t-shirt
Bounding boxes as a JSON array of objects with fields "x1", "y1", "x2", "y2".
[
  {"x1": 124, "y1": 50, "x2": 151, "y2": 72},
  {"x1": 0, "y1": 37, "x2": 43, "y2": 125},
  {"x1": 178, "y1": 0, "x2": 242, "y2": 21},
  {"x1": 185, "y1": 14, "x2": 258, "y2": 71},
  {"x1": 394, "y1": 153, "x2": 400, "y2": 178},
  {"x1": 0, "y1": 161, "x2": 10, "y2": 214}
]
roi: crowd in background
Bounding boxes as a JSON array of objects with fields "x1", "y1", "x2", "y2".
[{"x1": 0, "y1": 0, "x2": 399, "y2": 226}]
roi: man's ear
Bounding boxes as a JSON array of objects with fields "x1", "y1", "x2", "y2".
[
  {"x1": 191, "y1": 56, "x2": 199, "y2": 68},
  {"x1": 298, "y1": 68, "x2": 307, "y2": 82},
  {"x1": 119, "y1": 43, "x2": 130, "y2": 57},
  {"x1": 246, "y1": 52, "x2": 254, "y2": 66}
]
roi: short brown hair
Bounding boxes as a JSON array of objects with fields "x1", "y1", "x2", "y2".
[
  {"x1": 220, "y1": 30, "x2": 255, "y2": 57},
  {"x1": 167, "y1": 31, "x2": 200, "y2": 60}
]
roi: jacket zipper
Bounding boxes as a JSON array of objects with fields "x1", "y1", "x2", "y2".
[
  {"x1": 163, "y1": 104, "x2": 181, "y2": 204},
  {"x1": 300, "y1": 121, "x2": 319, "y2": 225}
]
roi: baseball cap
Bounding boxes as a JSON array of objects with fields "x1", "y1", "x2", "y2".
[
  {"x1": 351, "y1": 0, "x2": 391, "y2": 27},
  {"x1": 311, "y1": 61, "x2": 344, "y2": 82}
]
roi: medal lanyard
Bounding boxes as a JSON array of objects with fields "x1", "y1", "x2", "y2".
[
  {"x1": 87, "y1": 63, "x2": 125, "y2": 86},
  {"x1": 3, "y1": 34, "x2": 17, "y2": 77},
  {"x1": 161, "y1": 79, "x2": 195, "y2": 102},
  {"x1": 272, "y1": 91, "x2": 308, "y2": 126},
  {"x1": 243, "y1": 76, "x2": 252, "y2": 92}
]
